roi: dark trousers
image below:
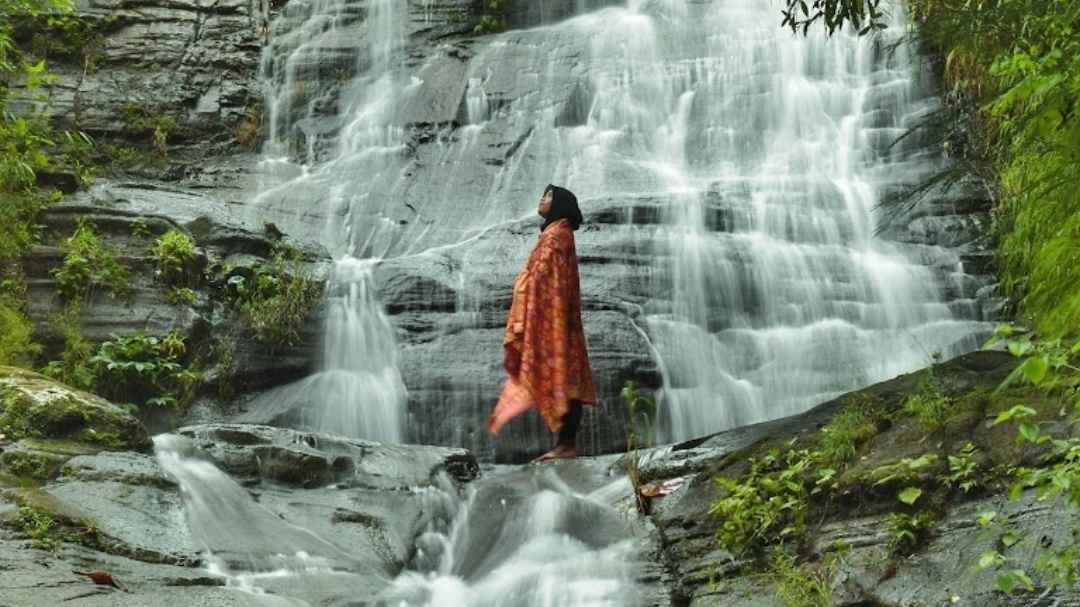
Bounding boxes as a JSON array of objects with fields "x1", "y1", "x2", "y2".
[{"x1": 557, "y1": 400, "x2": 583, "y2": 447}]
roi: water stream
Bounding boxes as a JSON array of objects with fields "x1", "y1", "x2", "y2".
[{"x1": 154, "y1": 435, "x2": 643, "y2": 606}]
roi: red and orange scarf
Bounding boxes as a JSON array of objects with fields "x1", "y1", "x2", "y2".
[{"x1": 489, "y1": 218, "x2": 597, "y2": 434}]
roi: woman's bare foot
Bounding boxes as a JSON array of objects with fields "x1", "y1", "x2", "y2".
[{"x1": 531, "y1": 444, "x2": 577, "y2": 463}]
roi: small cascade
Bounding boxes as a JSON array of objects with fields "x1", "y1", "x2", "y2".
[
  {"x1": 153, "y1": 434, "x2": 374, "y2": 605},
  {"x1": 378, "y1": 466, "x2": 642, "y2": 606},
  {"x1": 242, "y1": 258, "x2": 406, "y2": 442}
]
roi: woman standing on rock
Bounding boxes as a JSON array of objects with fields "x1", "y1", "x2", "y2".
[{"x1": 488, "y1": 185, "x2": 597, "y2": 461}]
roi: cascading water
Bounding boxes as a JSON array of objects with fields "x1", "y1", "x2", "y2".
[
  {"x1": 242, "y1": 258, "x2": 406, "y2": 442},
  {"x1": 153, "y1": 434, "x2": 381, "y2": 604},
  {"x1": 380, "y1": 467, "x2": 642, "y2": 606},
  {"x1": 154, "y1": 433, "x2": 643, "y2": 606},
  {"x1": 244, "y1": 0, "x2": 412, "y2": 441},
  {"x1": 248, "y1": 0, "x2": 990, "y2": 447}
]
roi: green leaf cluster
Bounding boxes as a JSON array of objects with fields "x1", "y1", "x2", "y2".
[
  {"x1": 50, "y1": 218, "x2": 129, "y2": 303},
  {"x1": 226, "y1": 246, "x2": 322, "y2": 347},
  {"x1": 151, "y1": 228, "x2": 198, "y2": 292}
]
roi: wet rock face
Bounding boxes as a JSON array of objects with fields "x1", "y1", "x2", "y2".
[
  {"x1": 175, "y1": 423, "x2": 480, "y2": 487},
  {"x1": 20, "y1": 187, "x2": 332, "y2": 417},
  {"x1": 632, "y1": 350, "x2": 1080, "y2": 607},
  {"x1": 14, "y1": 0, "x2": 269, "y2": 149}
]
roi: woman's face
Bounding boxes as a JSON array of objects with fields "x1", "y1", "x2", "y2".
[{"x1": 538, "y1": 189, "x2": 554, "y2": 217}]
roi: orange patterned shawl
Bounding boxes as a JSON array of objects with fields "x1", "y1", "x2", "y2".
[{"x1": 489, "y1": 218, "x2": 597, "y2": 435}]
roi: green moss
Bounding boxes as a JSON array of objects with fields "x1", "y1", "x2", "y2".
[
  {"x1": 0, "y1": 446, "x2": 68, "y2": 480},
  {"x1": 817, "y1": 393, "x2": 886, "y2": 468},
  {"x1": 0, "y1": 366, "x2": 150, "y2": 450}
]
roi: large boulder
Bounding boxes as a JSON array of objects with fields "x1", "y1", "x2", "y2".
[{"x1": 0, "y1": 366, "x2": 150, "y2": 452}]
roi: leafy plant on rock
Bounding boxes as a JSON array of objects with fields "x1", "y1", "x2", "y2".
[
  {"x1": 88, "y1": 331, "x2": 197, "y2": 410},
  {"x1": 226, "y1": 245, "x2": 322, "y2": 347},
  {"x1": 51, "y1": 218, "x2": 129, "y2": 304}
]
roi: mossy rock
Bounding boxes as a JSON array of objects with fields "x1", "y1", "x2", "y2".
[
  {"x1": 0, "y1": 439, "x2": 101, "y2": 483},
  {"x1": 0, "y1": 366, "x2": 151, "y2": 451}
]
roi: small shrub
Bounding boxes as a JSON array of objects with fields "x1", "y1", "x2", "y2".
[
  {"x1": 886, "y1": 511, "x2": 935, "y2": 556},
  {"x1": 166, "y1": 287, "x2": 196, "y2": 305},
  {"x1": 51, "y1": 219, "x2": 130, "y2": 303},
  {"x1": 946, "y1": 442, "x2": 980, "y2": 493},
  {"x1": 41, "y1": 309, "x2": 95, "y2": 391},
  {"x1": 88, "y1": 331, "x2": 197, "y2": 410},
  {"x1": 121, "y1": 105, "x2": 177, "y2": 158},
  {"x1": 17, "y1": 506, "x2": 60, "y2": 551},
  {"x1": 212, "y1": 339, "x2": 237, "y2": 401},
  {"x1": 903, "y1": 375, "x2": 949, "y2": 432},
  {"x1": 226, "y1": 246, "x2": 322, "y2": 347},
  {"x1": 0, "y1": 303, "x2": 40, "y2": 367},
  {"x1": 474, "y1": 0, "x2": 508, "y2": 33},
  {"x1": 818, "y1": 393, "x2": 885, "y2": 467},
  {"x1": 710, "y1": 445, "x2": 817, "y2": 556},
  {"x1": 771, "y1": 548, "x2": 834, "y2": 607},
  {"x1": 151, "y1": 228, "x2": 197, "y2": 287},
  {"x1": 130, "y1": 217, "x2": 151, "y2": 239}
]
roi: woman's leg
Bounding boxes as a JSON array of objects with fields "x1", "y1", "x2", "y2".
[
  {"x1": 534, "y1": 400, "x2": 583, "y2": 462},
  {"x1": 557, "y1": 400, "x2": 583, "y2": 448}
]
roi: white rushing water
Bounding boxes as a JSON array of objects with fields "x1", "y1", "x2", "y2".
[
  {"x1": 251, "y1": 0, "x2": 989, "y2": 444},
  {"x1": 381, "y1": 467, "x2": 641, "y2": 606},
  {"x1": 155, "y1": 434, "x2": 642, "y2": 606},
  {"x1": 243, "y1": 258, "x2": 406, "y2": 442}
]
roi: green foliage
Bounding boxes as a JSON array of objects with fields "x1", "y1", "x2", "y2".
[
  {"x1": 226, "y1": 246, "x2": 322, "y2": 347},
  {"x1": 771, "y1": 548, "x2": 834, "y2": 607},
  {"x1": 945, "y1": 441, "x2": 980, "y2": 493},
  {"x1": 895, "y1": 0, "x2": 1080, "y2": 337},
  {"x1": 18, "y1": 12, "x2": 116, "y2": 73},
  {"x1": 16, "y1": 505, "x2": 59, "y2": 550},
  {"x1": 0, "y1": 302, "x2": 39, "y2": 367},
  {"x1": 151, "y1": 228, "x2": 197, "y2": 288},
  {"x1": 130, "y1": 217, "x2": 150, "y2": 239},
  {"x1": 121, "y1": 104, "x2": 176, "y2": 158},
  {"x1": 474, "y1": 0, "x2": 508, "y2": 34},
  {"x1": 886, "y1": 511, "x2": 935, "y2": 556},
  {"x1": 621, "y1": 380, "x2": 657, "y2": 449},
  {"x1": 41, "y1": 308, "x2": 94, "y2": 390},
  {"x1": 710, "y1": 443, "x2": 820, "y2": 556},
  {"x1": 817, "y1": 393, "x2": 884, "y2": 467},
  {"x1": 88, "y1": 331, "x2": 197, "y2": 410},
  {"x1": 51, "y1": 218, "x2": 129, "y2": 303},
  {"x1": 973, "y1": 325, "x2": 1080, "y2": 592},
  {"x1": 870, "y1": 453, "x2": 940, "y2": 488},
  {"x1": 212, "y1": 339, "x2": 236, "y2": 401},
  {"x1": 780, "y1": 0, "x2": 887, "y2": 35},
  {"x1": 902, "y1": 372, "x2": 950, "y2": 432}
]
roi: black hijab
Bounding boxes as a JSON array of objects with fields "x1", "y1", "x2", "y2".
[{"x1": 541, "y1": 184, "x2": 583, "y2": 233}]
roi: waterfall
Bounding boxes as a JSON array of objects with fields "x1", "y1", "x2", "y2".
[
  {"x1": 247, "y1": 0, "x2": 990, "y2": 448},
  {"x1": 153, "y1": 435, "x2": 372, "y2": 604},
  {"x1": 378, "y1": 467, "x2": 641, "y2": 606},
  {"x1": 155, "y1": 434, "x2": 642, "y2": 605},
  {"x1": 241, "y1": 258, "x2": 407, "y2": 442}
]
